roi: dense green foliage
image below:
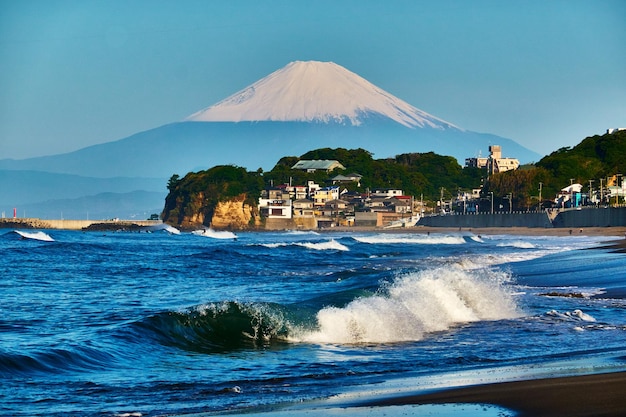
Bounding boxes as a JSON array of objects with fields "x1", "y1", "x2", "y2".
[
  {"x1": 266, "y1": 148, "x2": 482, "y2": 200},
  {"x1": 485, "y1": 130, "x2": 626, "y2": 209}
]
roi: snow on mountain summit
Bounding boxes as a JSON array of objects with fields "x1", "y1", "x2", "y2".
[{"x1": 186, "y1": 61, "x2": 459, "y2": 130}]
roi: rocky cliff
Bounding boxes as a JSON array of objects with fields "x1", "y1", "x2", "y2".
[
  {"x1": 210, "y1": 194, "x2": 262, "y2": 230},
  {"x1": 162, "y1": 191, "x2": 261, "y2": 230}
]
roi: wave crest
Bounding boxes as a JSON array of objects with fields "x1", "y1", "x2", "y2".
[
  {"x1": 134, "y1": 301, "x2": 304, "y2": 352},
  {"x1": 298, "y1": 266, "x2": 519, "y2": 344},
  {"x1": 14, "y1": 230, "x2": 54, "y2": 242}
]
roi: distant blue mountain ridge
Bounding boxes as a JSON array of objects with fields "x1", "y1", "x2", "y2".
[
  {"x1": 0, "y1": 120, "x2": 540, "y2": 178},
  {"x1": 0, "y1": 120, "x2": 540, "y2": 220}
]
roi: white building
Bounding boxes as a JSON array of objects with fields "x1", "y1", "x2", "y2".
[
  {"x1": 258, "y1": 189, "x2": 292, "y2": 219},
  {"x1": 465, "y1": 145, "x2": 519, "y2": 174}
]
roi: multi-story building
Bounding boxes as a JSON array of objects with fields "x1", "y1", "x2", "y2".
[{"x1": 465, "y1": 145, "x2": 519, "y2": 174}]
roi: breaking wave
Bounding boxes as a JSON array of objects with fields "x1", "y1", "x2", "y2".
[
  {"x1": 131, "y1": 265, "x2": 519, "y2": 352},
  {"x1": 14, "y1": 230, "x2": 55, "y2": 242},
  {"x1": 192, "y1": 229, "x2": 238, "y2": 239},
  {"x1": 298, "y1": 266, "x2": 520, "y2": 344}
]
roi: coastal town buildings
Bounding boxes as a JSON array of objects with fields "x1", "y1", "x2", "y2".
[{"x1": 257, "y1": 165, "x2": 417, "y2": 228}]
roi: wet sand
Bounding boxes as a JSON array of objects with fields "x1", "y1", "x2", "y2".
[{"x1": 358, "y1": 371, "x2": 626, "y2": 417}]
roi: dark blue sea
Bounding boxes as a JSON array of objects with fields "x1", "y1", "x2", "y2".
[{"x1": 2, "y1": 228, "x2": 626, "y2": 417}]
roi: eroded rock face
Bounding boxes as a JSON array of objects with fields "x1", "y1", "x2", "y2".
[
  {"x1": 163, "y1": 191, "x2": 262, "y2": 231},
  {"x1": 210, "y1": 195, "x2": 261, "y2": 230}
]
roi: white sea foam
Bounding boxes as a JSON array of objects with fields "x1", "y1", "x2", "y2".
[
  {"x1": 192, "y1": 229, "x2": 237, "y2": 239},
  {"x1": 546, "y1": 309, "x2": 597, "y2": 322},
  {"x1": 353, "y1": 234, "x2": 466, "y2": 245},
  {"x1": 15, "y1": 230, "x2": 54, "y2": 242},
  {"x1": 297, "y1": 266, "x2": 519, "y2": 344}
]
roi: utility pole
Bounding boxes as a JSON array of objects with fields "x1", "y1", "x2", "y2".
[
  {"x1": 538, "y1": 182, "x2": 543, "y2": 210},
  {"x1": 600, "y1": 178, "x2": 604, "y2": 205},
  {"x1": 489, "y1": 191, "x2": 494, "y2": 214},
  {"x1": 588, "y1": 180, "x2": 594, "y2": 204}
]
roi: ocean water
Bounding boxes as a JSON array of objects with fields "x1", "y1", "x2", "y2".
[{"x1": 2, "y1": 228, "x2": 626, "y2": 416}]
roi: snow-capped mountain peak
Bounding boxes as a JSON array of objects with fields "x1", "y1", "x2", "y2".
[{"x1": 185, "y1": 61, "x2": 459, "y2": 130}]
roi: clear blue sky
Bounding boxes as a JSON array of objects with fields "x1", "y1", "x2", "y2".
[{"x1": 1, "y1": 0, "x2": 624, "y2": 160}]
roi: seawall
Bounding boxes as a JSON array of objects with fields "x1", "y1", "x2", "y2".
[
  {"x1": 418, "y1": 207, "x2": 626, "y2": 228},
  {"x1": 0, "y1": 218, "x2": 161, "y2": 230}
]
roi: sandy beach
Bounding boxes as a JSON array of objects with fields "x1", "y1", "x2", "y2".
[{"x1": 355, "y1": 371, "x2": 626, "y2": 417}]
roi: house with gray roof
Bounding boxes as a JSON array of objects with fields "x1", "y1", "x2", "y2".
[{"x1": 291, "y1": 160, "x2": 345, "y2": 173}]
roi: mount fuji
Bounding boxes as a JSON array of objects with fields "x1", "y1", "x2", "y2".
[
  {"x1": 0, "y1": 60, "x2": 541, "y2": 218},
  {"x1": 187, "y1": 60, "x2": 458, "y2": 130}
]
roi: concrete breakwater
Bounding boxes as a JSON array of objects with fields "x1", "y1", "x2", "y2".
[
  {"x1": 0, "y1": 218, "x2": 161, "y2": 230},
  {"x1": 418, "y1": 206, "x2": 626, "y2": 228}
]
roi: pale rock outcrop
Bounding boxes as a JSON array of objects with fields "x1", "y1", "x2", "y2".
[{"x1": 210, "y1": 194, "x2": 261, "y2": 230}]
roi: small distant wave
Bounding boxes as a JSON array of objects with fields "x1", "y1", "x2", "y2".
[
  {"x1": 14, "y1": 230, "x2": 54, "y2": 242},
  {"x1": 285, "y1": 230, "x2": 320, "y2": 236},
  {"x1": 496, "y1": 240, "x2": 536, "y2": 249},
  {"x1": 296, "y1": 266, "x2": 520, "y2": 344},
  {"x1": 143, "y1": 223, "x2": 180, "y2": 235},
  {"x1": 192, "y1": 229, "x2": 238, "y2": 239},
  {"x1": 0, "y1": 345, "x2": 115, "y2": 376},
  {"x1": 353, "y1": 234, "x2": 466, "y2": 245},
  {"x1": 261, "y1": 239, "x2": 349, "y2": 251}
]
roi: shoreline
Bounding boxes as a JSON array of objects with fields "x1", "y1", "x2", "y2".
[
  {"x1": 354, "y1": 371, "x2": 626, "y2": 417},
  {"x1": 324, "y1": 225, "x2": 626, "y2": 237},
  {"x1": 4, "y1": 216, "x2": 626, "y2": 238},
  {"x1": 186, "y1": 370, "x2": 626, "y2": 417}
]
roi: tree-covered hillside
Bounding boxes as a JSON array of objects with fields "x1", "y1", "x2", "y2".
[
  {"x1": 161, "y1": 130, "x2": 626, "y2": 226},
  {"x1": 266, "y1": 148, "x2": 482, "y2": 200},
  {"x1": 485, "y1": 130, "x2": 626, "y2": 209}
]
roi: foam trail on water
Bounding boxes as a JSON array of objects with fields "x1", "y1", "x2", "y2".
[
  {"x1": 261, "y1": 240, "x2": 349, "y2": 251},
  {"x1": 353, "y1": 234, "x2": 466, "y2": 245},
  {"x1": 297, "y1": 266, "x2": 519, "y2": 344}
]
